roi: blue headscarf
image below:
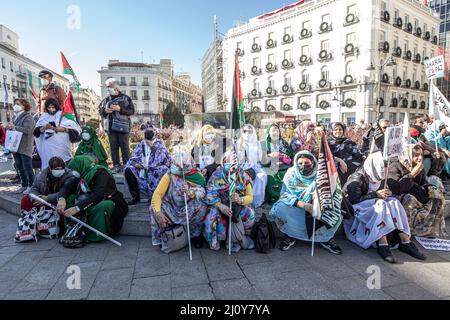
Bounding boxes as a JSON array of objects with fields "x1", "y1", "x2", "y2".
[{"x1": 278, "y1": 150, "x2": 318, "y2": 207}]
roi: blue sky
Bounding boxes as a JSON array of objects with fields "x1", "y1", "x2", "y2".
[{"x1": 1, "y1": 0, "x2": 290, "y2": 94}]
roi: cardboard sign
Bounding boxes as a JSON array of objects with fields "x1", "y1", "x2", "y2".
[
  {"x1": 424, "y1": 55, "x2": 445, "y2": 80},
  {"x1": 383, "y1": 126, "x2": 403, "y2": 160},
  {"x1": 416, "y1": 237, "x2": 450, "y2": 252}
]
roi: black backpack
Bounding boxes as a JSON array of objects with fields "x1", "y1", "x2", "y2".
[{"x1": 251, "y1": 214, "x2": 276, "y2": 254}]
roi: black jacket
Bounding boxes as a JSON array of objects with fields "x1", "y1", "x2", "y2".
[
  {"x1": 99, "y1": 93, "x2": 135, "y2": 131},
  {"x1": 343, "y1": 168, "x2": 385, "y2": 205},
  {"x1": 386, "y1": 160, "x2": 429, "y2": 204}
]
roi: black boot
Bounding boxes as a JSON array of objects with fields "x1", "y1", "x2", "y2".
[
  {"x1": 377, "y1": 245, "x2": 397, "y2": 264},
  {"x1": 192, "y1": 236, "x2": 204, "y2": 249},
  {"x1": 399, "y1": 242, "x2": 427, "y2": 261},
  {"x1": 127, "y1": 198, "x2": 140, "y2": 206}
]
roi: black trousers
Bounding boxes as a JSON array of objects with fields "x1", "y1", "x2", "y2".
[
  {"x1": 108, "y1": 131, "x2": 130, "y2": 167},
  {"x1": 124, "y1": 168, "x2": 140, "y2": 200}
]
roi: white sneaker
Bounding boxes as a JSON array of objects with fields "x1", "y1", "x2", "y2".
[{"x1": 23, "y1": 187, "x2": 31, "y2": 195}]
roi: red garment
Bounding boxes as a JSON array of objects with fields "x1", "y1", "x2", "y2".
[
  {"x1": 20, "y1": 196, "x2": 40, "y2": 211},
  {"x1": 0, "y1": 125, "x2": 5, "y2": 146}
]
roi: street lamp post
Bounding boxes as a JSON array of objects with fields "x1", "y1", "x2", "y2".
[{"x1": 367, "y1": 56, "x2": 397, "y2": 121}]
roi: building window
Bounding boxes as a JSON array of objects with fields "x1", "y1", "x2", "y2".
[
  {"x1": 1, "y1": 58, "x2": 5, "y2": 69},
  {"x1": 268, "y1": 54, "x2": 275, "y2": 64},
  {"x1": 414, "y1": 19, "x2": 419, "y2": 30},
  {"x1": 321, "y1": 66, "x2": 329, "y2": 81},
  {"x1": 347, "y1": 32, "x2": 357, "y2": 44},
  {"x1": 284, "y1": 73, "x2": 291, "y2": 86},
  {"x1": 120, "y1": 77, "x2": 126, "y2": 85},
  {"x1": 346, "y1": 61, "x2": 354, "y2": 77},
  {"x1": 302, "y1": 70, "x2": 310, "y2": 84},
  {"x1": 253, "y1": 79, "x2": 259, "y2": 91},
  {"x1": 253, "y1": 36, "x2": 260, "y2": 44},
  {"x1": 301, "y1": 45, "x2": 310, "y2": 56},
  {"x1": 394, "y1": 36, "x2": 399, "y2": 49},
  {"x1": 394, "y1": 8, "x2": 399, "y2": 20},
  {"x1": 302, "y1": 20, "x2": 310, "y2": 30},
  {"x1": 10, "y1": 61, "x2": 13, "y2": 72},
  {"x1": 379, "y1": 31, "x2": 386, "y2": 42},
  {"x1": 284, "y1": 50, "x2": 292, "y2": 60},
  {"x1": 413, "y1": 69, "x2": 417, "y2": 82},
  {"x1": 405, "y1": 14, "x2": 409, "y2": 25},
  {"x1": 253, "y1": 57, "x2": 260, "y2": 68},
  {"x1": 403, "y1": 66, "x2": 408, "y2": 80},
  {"x1": 284, "y1": 26, "x2": 291, "y2": 35},
  {"x1": 423, "y1": 23, "x2": 427, "y2": 33},
  {"x1": 381, "y1": 1, "x2": 387, "y2": 11},
  {"x1": 321, "y1": 40, "x2": 329, "y2": 51},
  {"x1": 347, "y1": 4, "x2": 357, "y2": 15},
  {"x1": 268, "y1": 32, "x2": 275, "y2": 40},
  {"x1": 322, "y1": 14, "x2": 330, "y2": 23},
  {"x1": 404, "y1": 40, "x2": 409, "y2": 53},
  {"x1": 237, "y1": 41, "x2": 242, "y2": 49},
  {"x1": 268, "y1": 76, "x2": 275, "y2": 88}
]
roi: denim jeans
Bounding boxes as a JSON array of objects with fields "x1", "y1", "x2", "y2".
[{"x1": 13, "y1": 153, "x2": 34, "y2": 187}]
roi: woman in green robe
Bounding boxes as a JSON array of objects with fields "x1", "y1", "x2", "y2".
[
  {"x1": 75, "y1": 126, "x2": 109, "y2": 167},
  {"x1": 57, "y1": 156, "x2": 128, "y2": 243},
  {"x1": 262, "y1": 124, "x2": 295, "y2": 204}
]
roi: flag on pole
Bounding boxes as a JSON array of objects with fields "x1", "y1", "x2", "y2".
[
  {"x1": 232, "y1": 51, "x2": 245, "y2": 131},
  {"x1": 3, "y1": 79, "x2": 9, "y2": 108},
  {"x1": 429, "y1": 84, "x2": 450, "y2": 128},
  {"x1": 159, "y1": 111, "x2": 164, "y2": 129},
  {"x1": 60, "y1": 52, "x2": 81, "y2": 93},
  {"x1": 60, "y1": 91, "x2": 81, "y2": 131},
  {"x1": 27, "y1": 71, "x2": 39, "y2": 103},
  {"x1": 313, "y1": 131, "x2": 344, "y2": 229}
]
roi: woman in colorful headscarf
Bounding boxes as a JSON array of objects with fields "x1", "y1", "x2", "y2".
[
  {"x1": 343, "y1": 152, "x2": 426, "y2": 264},
  {"x1": 149, "y1": 150, "x2": 207, "y2": 249},
  {"x1": 328, "y1": 122, "x2": 363, "y2": 185},
  {"x1": 270, "y1": 151, "x2": 343, "y2": 254},
  {"x1": 124, "y1": 127, "x2": 172, "y2": 205},
  {"x1": 56, "y1": 155, "x2": 128, "y2": 243},
  {"x1": 236, "y1": 124, "x2": 267, "y2": 208},
  {"x1": 262, "y1": 124, "x2": 294, "y2": 204},
  {"x1": 203, "y1": 152, "x2": 256, "y2": 252},
  {"x1": 191, "y1": 124, "x2": 220, "y2": 181},
  {"x1": 424, "y1": 120, "x2": 450, "y2": 177},
  {"x1": 387, "y1": 145, "x2": 447, "y2": 238},
  {"x1": 290, "y1": 121, "x2": 318, "y2": 156},
  {"x1": 75, "y1": 126, "x2": 109, "y2": 167}
]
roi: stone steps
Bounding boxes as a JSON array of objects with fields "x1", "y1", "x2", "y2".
[{"x1": 1, "y1": 173, "x2": 449, "y2": 238}]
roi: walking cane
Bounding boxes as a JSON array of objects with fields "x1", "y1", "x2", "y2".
[
  {"x1": 178, "y1": 149, "x2": 193, "y2": 261},
  {"x1": 29, "y1": 194, "x2": 122, "y2": 247}
]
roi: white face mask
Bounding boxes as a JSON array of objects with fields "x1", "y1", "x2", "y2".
[
  {"x1": 72, "y1": 171, "x2": 81, "y2": 178},
  {"x1": 108, "y1": 88, "x2": 117, "y2": 95},
  {"x1": 51, "y1": 169, "x2": 65, "y2": 178},
  {"x1": 204, "y1": 133, "x2": 215, "y2": 144},
  {"x1": 82, "y1": 133, "x2": 91, "y2": 141},
  {"x1": 42, "y1": 79, "x2": 50, "y2": 86},
  {"x1": 13, "y1": 104, "x2": 23, "y2": 113}
]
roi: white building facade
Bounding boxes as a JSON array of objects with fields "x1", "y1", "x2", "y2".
[
  {"x1": 0, "y1": 25, "x2": 70, "y2": 122},
  {"x1": 98, "y1": 60, "x2": 174, "y2": 124},
  {"x1": 221, "y1": 0, "x2": 439, "y2": 125},
  {"x1": 73, "y1": 87, "x2": 101, "y2": 125}
]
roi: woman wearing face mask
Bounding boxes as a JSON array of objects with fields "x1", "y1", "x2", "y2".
[
  {"x1": 150, "y1": 150, "x2": 207, "y2": 248},
  {"x1": 56, "y1": 155, "x2": 128, "y2": 244},
  {"x1": 6, "y1": 99, "x2": 36, "y2": 194},
  {"x1": 424, "y1": 120, "x2": 450, "y2": 179},
  {"x1": 290, "y1": 121, "x2": 318, "y2": 156},
  {"x1": 34, "y1": 99, "x2": 82, "y2": 170},
  {"x1": 328, "y1": 122, "x2": 363, "y2": 185},
  {"x1": 262, "y1": 124, "x2": 294, "y2": 204},
  {"x1": 123, "y1": 127, "x2": 172, "y2": 205},
  {"x1": 20, "y1": 157, "x2": 76, "y2": 232},
  {"x1": 236, "y1": 124, "x2": 267, "y2": 208},
  {"x1": 191, "y1": 125, "x2": 221, "y2": 181},
  {"x1": 75, "y1": 126, "x2": 109, "y2": 167},
  {"x1": 203, "y1": 152, "x2": 256, "y2": 252},
  {"x1": 271, "y1": 151, "x2": 343, "y2": 254},
  {"x1": 387, "y1": 145, "x2": 447, "y2": 238},
  {"x1": 343, "y1": 152, "x2": 426, "y2": 264}
]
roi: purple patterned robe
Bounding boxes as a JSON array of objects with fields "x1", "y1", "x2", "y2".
[{"x1": 124, "y1": 139, "x2": 172, "y2": 195}]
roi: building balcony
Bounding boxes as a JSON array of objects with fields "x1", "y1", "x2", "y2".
[
  {"x1": 142, "y1": 82, "x2": 150, "y2": 86},
  {"x1": 142, "y1": 96, "x2": 150, "y2": 100},
  {"x1": 129, "y1": 82, "x2": 137, "y2": 86}
]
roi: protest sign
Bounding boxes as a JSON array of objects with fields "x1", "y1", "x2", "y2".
[
  {"x1": 383, "y1": 126, "x2": 403, "y2": 160},
  {"x1": 424, "y1": 55, "x2": 445, "y2": 80},
  {"x1": 415, "y1": 237, "x2": 450, "y2": 252}
]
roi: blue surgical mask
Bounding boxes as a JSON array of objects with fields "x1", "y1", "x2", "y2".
[
  {"x1": 82, "y1": 133, "x2": 91, "y2": 141},
  {"x1": 72, "y1": 171, "x2": 81, "y2": 178},
  {"x1": 51, "y1": 169, "x2": 65, "y2": 178}
]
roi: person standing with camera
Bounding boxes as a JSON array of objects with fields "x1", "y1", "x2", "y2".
[{"x1": 99, "y1": 79, "x2": 135, "y2": 173}]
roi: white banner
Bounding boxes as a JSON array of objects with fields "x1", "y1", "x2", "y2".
[
  {"x1": 429, "y1": 84, "x2": 450, "y2": 128},
  {"x1": 416, "y1": 237, "x2": 450, "y2": 252},
  {"x1": 424, "y1": 55, "x2": 445, "y2": 80},
  {"x1": 4, "y1": 130, "x2": 23, "y2": 153},
  {"x1": 383, "y1": 126, "x2": 403, "y2": 160}
]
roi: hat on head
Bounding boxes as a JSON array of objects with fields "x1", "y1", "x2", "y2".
[{"x1": 38, "y1": 70, "x2": 53, "y2": 78}]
